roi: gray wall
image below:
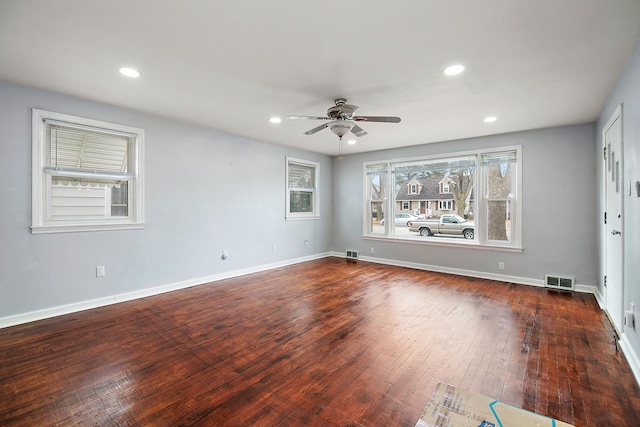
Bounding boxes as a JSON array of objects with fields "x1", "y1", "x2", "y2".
[
  {"x1": 0, "y1": 81, "x2": 332, "y2": 318},
  {"x1": 597, "y1": 41, "x2": 640, "y2": 360},
  {"x1": 332, "y1": 124, "x2": 598, "y2": 287}
]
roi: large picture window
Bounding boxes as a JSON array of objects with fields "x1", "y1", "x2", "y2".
[
  {"x1": 364, "y1": 146, "x2": 521, "y2": 250},
  {"x1": 32, "y1": 109, "x2": 145, "y2": 233},
  {"x1": 286, "y1": 157, "x2": 319, "y2": 220}
]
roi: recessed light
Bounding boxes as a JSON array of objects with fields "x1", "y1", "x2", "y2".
[
  {"x1": 119, "y1": 67, "x2": 141, "y2": 78},
  {"x1": 347, "y1": 139, "x2": 357, "y2": 145},
  {"x1": 269, "y1": 117, "x2": 282, "y2": 124},
  {"x1": 444, "y1": 64, "x2": 465, "y2": 76},
  {"x1": 483, "y1": 116, "x2": 497, "y2": 123}
]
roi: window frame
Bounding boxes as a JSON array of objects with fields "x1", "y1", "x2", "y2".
[
  {"x1": 31, "y1": 109, "x2": 145, "y2": 234},
  {"x1": 362, "y1": 146, "x2": 522, "y2": 251},
  {"x1": 285, "y1": 157, "x2": 320, "y2": 220}
]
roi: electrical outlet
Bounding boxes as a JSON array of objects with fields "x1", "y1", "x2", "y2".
[
  {"x1": 498, "y1": 262, "x2": 505, "y2": 271},
  {"x1": 96, "y1": 266, "x2": 105, "y2": 277},
  {"x1": 221, "y1": 250, "x2": 228, "y2": 260},
  {"x1": 370, "y1": 247, "x2": 375, "y2": 254},
  {"x1": 304, "y1": 239, "x2": 308, "y2": 246},
  {"x1": 272, "y1": 244, "x2": 277, "y2": 252}
]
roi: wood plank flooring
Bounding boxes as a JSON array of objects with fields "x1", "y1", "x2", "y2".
[{"x1": 1, "y1": 258, "x2": 639, "y2": 426}]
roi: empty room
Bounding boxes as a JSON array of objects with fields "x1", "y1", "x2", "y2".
[{"x1": 2, "y1": 1, "x2": 640, "y2": 426}]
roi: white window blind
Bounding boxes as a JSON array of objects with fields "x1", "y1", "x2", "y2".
[
  {"x1": 45, "y1": 120, "x2": 135, "y2": 180},
  {"x1": 287, "y1": 163, "x2": 315, "y2": 189}
]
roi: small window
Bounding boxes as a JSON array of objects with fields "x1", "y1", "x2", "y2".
[
  {"x1": 409, "y1": 184, "x2": 418, "y2": 194},
  {"x1": 441, "y1": 182, "x2": 450, "y2": 193},
  {"x1": 286, "y1": 157, "x2": 319, "y2": 220},
  {"x1": 438, "y1": 200, "x2": 453, "y2": 210},
  {"x1": 32, "y1": 109, "x2": 145, "y2": 233},
  {"x1": 402, "y1": 201, "x2": 410, "y2": 210}
]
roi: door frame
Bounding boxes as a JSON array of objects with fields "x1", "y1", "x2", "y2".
[{"x1": 602, "y1": 103, "x2": 625, "y2": 334}]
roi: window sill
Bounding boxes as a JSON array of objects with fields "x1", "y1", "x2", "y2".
[
  {"x1": 362, "y1": 235, "x2": 523, "y2": 253},
  {"x1": 285, "y1": 215, "x2": 320, "y2": 221},
  {"x1": 31, "y1": 222, "x2": 146, "y2": 234}
]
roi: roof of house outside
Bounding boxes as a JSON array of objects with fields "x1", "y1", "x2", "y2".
[{"x1": 396, "y1": 176, "x2": 474, "y2": 201}]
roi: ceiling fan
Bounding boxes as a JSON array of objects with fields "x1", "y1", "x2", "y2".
[{"x1": 285, "y1": 98, "x2": 401, "y2": 142}]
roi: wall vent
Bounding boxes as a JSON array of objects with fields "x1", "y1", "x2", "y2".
[
  {"x1": 544, "y1": 274, "x2": 575, "y2": 291},
  {"x1": 345, "y1": 249, "x2": 359, "y2": 260}
]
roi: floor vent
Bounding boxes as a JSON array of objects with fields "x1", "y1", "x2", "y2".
[
  {"x1": 345, "y1": 249, "x2": 359, "y2": 260},
  {"x1": 544, "y1": 274, "x2": 575, "y2": 291}
]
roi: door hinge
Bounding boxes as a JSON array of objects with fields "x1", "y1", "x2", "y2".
[
  {"x1": 603, "y1": 146, "x2": 607, "y2": 161},
  {"x1": 604, "y1": 275, "x2": 607, "y2": 287},
  {"x1": 604, "y1": 211, "x2": 607, "y2": 224}
]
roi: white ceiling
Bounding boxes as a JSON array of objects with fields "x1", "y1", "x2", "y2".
[{"x1": 1, "y1": 1, "x2": 639, "y2": 156}]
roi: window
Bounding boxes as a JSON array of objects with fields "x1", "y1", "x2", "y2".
[
  {"x1": 32, "y1": 109, "x2": 144, "y2": 233},
  {"x1": 402, "y1": 201, "x2": 410, "y2": 210},
  {"x1": 481, "y1": 151, "x2": 517, "y2": 243},
  {"x1": 409, "y1": 184, "x2": 418, "y2": 194},
  {"x1": 363, "y1": 146, "x2": 521, "y2": 250},
  {"x1": 366, "y1": 163, "x2": 388, "y2": 234},
  {"x1": 286, "y1": 157, "x2": 319, "y2": 220},
  {"x1": 438, "y1": 200, "x2": 453, "y2": 211}
]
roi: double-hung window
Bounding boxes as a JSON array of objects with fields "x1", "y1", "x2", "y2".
[
  {"x1": 363, "y1": 146, "x2": 521, "y2": 250},
  {"x1": 32, "y1": 109, "x2": 145, "y2": 233},
  {"x1": 286, "y1": 157, "x2": 319, "y2": 220}
]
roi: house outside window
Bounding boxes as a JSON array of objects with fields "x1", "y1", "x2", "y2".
[
  {"x1": 363, "y1": 146, "x2": 521, "y2": 250},
  {"x1": 409, "y1": 184, "x2": 418, "y2": 194},
  {"x1": 286, "y1": 157, "x2": 319, "y2": 220},
  {"x1": 31, "y1": 109, "x2": 145, "y2": 233}
]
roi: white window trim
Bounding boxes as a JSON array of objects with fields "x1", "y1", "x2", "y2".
[
  {"x1": 362, "y1": 146, "x2": 522, "y2": 251},
  {"x1": 31, "y1": 109, "x2": 145, "y2": 234},
  {"x1": 402, "y1": 201, "x2": 410, "y2": 210},
  {"x1": 285, "y1": 157, "x2": 319, "y2": 220}
]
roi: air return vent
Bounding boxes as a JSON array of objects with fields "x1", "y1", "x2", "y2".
[
  {"x1": 544, "y1": 274, "x2": 575, "y2": 291},
  {"x1": 345, "y1": 249, "x2": 359, "y2": 260}
]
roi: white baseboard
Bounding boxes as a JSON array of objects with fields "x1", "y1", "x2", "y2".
[
  {"x1": 0, "y1": 252, "x2": 333, "y2": 329},
  {"x1": 332, "y1": 251, "x2": 598, "y2": 296},
  {"x1": 619, "y1": 333, "x2": 640, "y2": 387},
  {"x1": 591, "y1": 286, "x2": 605, "y2": 309}
]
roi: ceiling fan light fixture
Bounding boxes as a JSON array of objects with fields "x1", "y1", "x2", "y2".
[
  {"x1": 444, "y1": 64, "x2": 465, "y2": 76},
  {"x1": 347, "y1": 139, "x2": 357, "y2": 145},
  {"x1": 329, "y1": 121, "x2": 353, "y2": 138},
  {"x1": 269, "y1": 117, "x2": 281, "y2": 123}
]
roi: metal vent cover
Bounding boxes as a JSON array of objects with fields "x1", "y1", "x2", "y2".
[
  {"x1": 345, "y1": 249, "x2": 359, "y2": 259},
  {"x1": 544, "y1": 274, "x2": 575, "y2": 291}
]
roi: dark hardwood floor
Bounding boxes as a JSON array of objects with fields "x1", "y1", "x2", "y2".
[{"x1": 1, "y1": 258, "x2": 639, "y2": 426}]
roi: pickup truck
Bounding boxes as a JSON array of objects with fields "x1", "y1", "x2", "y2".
[{"x1": 408, "y1": 214, "x2": 474, "y2": 239}]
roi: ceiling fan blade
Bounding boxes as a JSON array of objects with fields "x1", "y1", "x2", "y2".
[
  {"x1": 303, "y1": 123, "x2": 329, "y2": 135},
  {"x1": 353, "y1": 116, "x2": 401, "y2": 123},
  {"x1": 285, "y1": 115, "x2": 331, "y2": 121},
  {"x1": 351, "y1": 124, "x2": 368, "y2": 137}
]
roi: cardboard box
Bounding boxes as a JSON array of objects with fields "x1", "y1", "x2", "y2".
[{"x1": 415, "y1": 383, "x2": 574, "y2": 427}]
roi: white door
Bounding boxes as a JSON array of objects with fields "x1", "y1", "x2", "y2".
[{"x1": 604, "y1": 105, "x2": 624, "y2": 334}]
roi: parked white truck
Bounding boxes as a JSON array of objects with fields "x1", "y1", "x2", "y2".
[{"x1": 408, "y1": 214, "x2": 474, "y2": 239}]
